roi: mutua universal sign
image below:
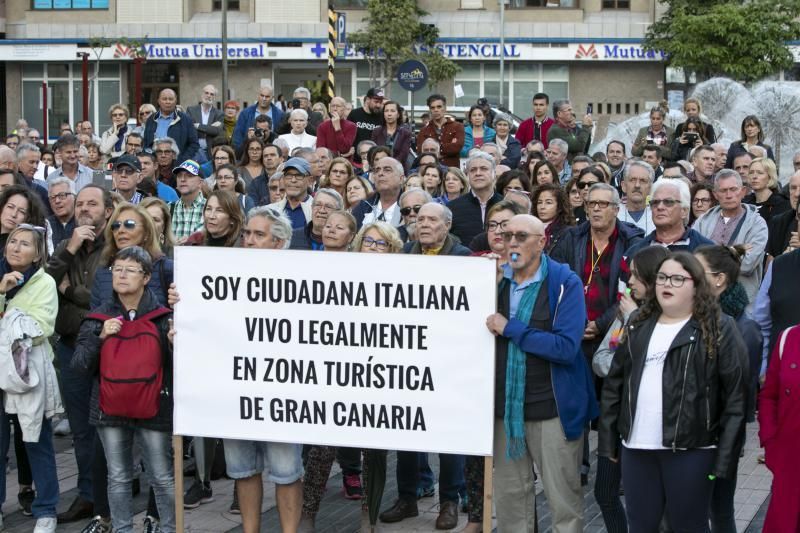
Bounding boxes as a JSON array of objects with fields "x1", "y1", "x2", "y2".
[{"x1": 573, "y1": 43, "x2": 667, "y2": 61}]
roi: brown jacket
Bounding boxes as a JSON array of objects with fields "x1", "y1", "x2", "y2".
[{"x1": 417, "y1": 118, "x2": 465, "y2": 167}]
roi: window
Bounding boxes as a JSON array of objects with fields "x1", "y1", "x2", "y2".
[
  {"x1": 602, "y1": 0, "x2": 629, "y2": 7},
  {"x1": 212, "y1": 0, "x2": 241, "y2": 9},
  {"x1": 510, "y1": 0, "x2": 578, "y2": 7},
  {"x1": 33, "y1": 0, "x2": 109, "y2": 8},
  {"x1": 328, "y1": 0, "x2": 368, "y2": 7}
]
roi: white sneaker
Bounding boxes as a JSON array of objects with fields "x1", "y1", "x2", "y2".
[
  {"x1": 53, "y1": 418, "x2": 71, "y2": 436},
  {"x1": 33, "y1": 517, "x2": 57, "y2": 533}
]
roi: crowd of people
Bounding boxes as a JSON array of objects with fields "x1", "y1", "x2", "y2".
[{"x1": 0, "y1": 82, "x2": 797, "y2": 533}]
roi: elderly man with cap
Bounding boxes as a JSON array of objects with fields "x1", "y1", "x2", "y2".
[
  {"x1": 170, "y1": 159, "x2": 206, "y2": 241},
  {"x1": 267, "y1": 157, "x2": 314, "y2": 230},
  {"x1": 111, "y1": 154, "x2": 147, "y2": 204}
]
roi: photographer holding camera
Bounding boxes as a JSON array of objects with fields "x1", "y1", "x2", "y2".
[{"x1": 671, "y1": 116, "x2": 706, "y2": 162}]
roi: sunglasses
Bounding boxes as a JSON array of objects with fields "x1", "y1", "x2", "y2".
[
  {"x1": 400, "y1": 205, "x2": 423, "y2": 217},
  {"x1": 577, "y1": 180, "x2": 598, "y2": 189},
  {"x1": 111, "y1": 219, "x2": 138, "y2": 232}
]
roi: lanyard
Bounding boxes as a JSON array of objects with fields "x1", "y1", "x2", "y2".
[{"x1": 585, "y1": 237, "x2": 608, "y2": 294}]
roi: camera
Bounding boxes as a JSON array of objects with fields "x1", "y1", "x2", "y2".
[
  {"x1": 254, "y1": 128, "x2": 265, "y2": 139},
  {"x1": 684, "y1": 132, "x2": 699, "y2": 143},
  {"x1": 291, "y1": 98, "x2": 302, "y2": 110}
]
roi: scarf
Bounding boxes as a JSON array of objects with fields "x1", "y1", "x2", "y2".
[
  {"x1": 719, "y1": 282, "x2": 748, "y2": 319},
  {"x1": 0, "y1": 259, "x2": 38, "y2": 302},
  {"x1": 113, "y1": 125, "x2": 128, "y2": 152},
  {"x1": 224, "y1": 116, "x2": 237, "y2": 141},
  {"x1": 504, "y1": 255, "x2": 549, "y2": 460}
]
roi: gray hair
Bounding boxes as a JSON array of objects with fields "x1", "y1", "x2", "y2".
[
  {"x1": 47, "y1": 176, "x2": 77, "y2": 194},
  {"x1": 114, "y1": 246, "x2": 153, "y2": 276},
  {"x1": 651, "y1": 178, "x2": 691, "y2": 208},
  {"x1": 382, "y1": 157, "x2": 405, "y2": 177},
  {"x1": 15, "y1": 143, "x2": 40, "y2": 158},
  {"x1": 314, "y1": 188, "x2": 344, "y2": 210},
  {"x1": 399, "y1": 187, "x2": 433, "y2": 206},
  {"x1": 587, "y1": 182, "x2": 621, "y2": 206},
  {"x1": 357, "y1": 140, "x2": 377, "y2": 152},
  {"x1": 423, "y1": 201, "x2": 453, "y2": 225},
  {"x1": 246, "y1": 206, "x2": 293, "y2": 249},
  {"x1": 548, "y1": 138, "x2": 568, "y2": 155},
  {"x1": 268, "y1": 171, "x2": 283, "y2": 184},
  {"x1": 493, "y1": 112, "x2": 512, "y2": 127},
  {"x1": 624, "y1": 159, "x2": 655, "y2": 183},
  {"x1": 154, "y1": 137, "x2": 180, "y2": 157},
  {"x1": 293, "y1": 87, "x2": 312, "y2": 100},
  {"x1": 552, "y1": 99, "x2": 570, "y2": 116},
  {"x1": 294, "y1": 147, "x2": 315, "y2": 159},
  {"x1": 289, "y1": 108, "x2": 308, "y2": 121},
  {"x1": 504, "y1": 189, "x2": 532, "y2": 213},
  {"x1": 714, "y1": 168, "x2": 743, "y2": 189},
  {"x1": 465, "y1": 151, "x2": 496, "y2": 172},
  {"x1": 421, "y1": 137, "x2": 441, "y2": 150},
  {"x1": 316, "y1": 147, "x2": 333, "y2": 159}
]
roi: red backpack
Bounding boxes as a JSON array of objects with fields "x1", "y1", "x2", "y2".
[{"x1": 86, "y1": 308, "x2": 172, "y2": 419}]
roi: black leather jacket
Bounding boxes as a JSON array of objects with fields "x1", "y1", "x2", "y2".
[{"x1": 598, "y1": 312, "x2": 748, "y2": 480}]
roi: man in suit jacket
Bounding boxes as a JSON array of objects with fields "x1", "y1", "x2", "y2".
[{"x1": 186, "y1": 84, "x2": 225, "y2": 164}]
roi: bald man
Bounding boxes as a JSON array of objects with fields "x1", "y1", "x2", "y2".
[
  {"x1": 187, "y1": 84, "x2": 225, "y2": 162},
  {"x1": 315, "y1": 96, "x2": 357, "y2": 159},
  {"x1": 485, "y1": 213, "x2": 597, "y2": 533},
  {"x1": 143, "y1": 88, "x2": 199, "y2": 163},
  {"x1": 232, "y1": 85, "x2": 285, "y2": 150}
]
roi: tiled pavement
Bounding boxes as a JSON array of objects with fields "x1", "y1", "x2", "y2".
[{"x1": 2, "y1": 422, "x2": 771, "y2": 532}]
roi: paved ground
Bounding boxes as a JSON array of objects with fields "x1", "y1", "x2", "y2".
[{"x1": 1, "y1": 422, "x2": 771, "y2": 532}]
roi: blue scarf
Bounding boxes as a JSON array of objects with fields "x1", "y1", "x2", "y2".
[
  {"x1": 114, "y1": 125, "x2": 128, "y2": 152},
  {"x1": 0, "y1": 259, "x2": 37, "y2": 301},
  {"x1": 504, "y1": 255, "x2": 548, "y2": 460}
]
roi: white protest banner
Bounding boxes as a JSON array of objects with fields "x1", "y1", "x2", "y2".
[{"x1": 173, "y1": 247, "x2": 497, "y2": 456}]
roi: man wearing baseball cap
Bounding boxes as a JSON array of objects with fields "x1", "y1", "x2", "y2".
[
  {"x1": 348, "y1": 87, "x2": 385, "y2": 164},
  {"x1": 170, "y1": 159, "x2": 206, "y2": 241},
  {"x1": 267, "y1": 157, "x2": 314, "y2": 230},
  {"x1": 111, "y1": 154, "x2": 146, "y2": 204}
]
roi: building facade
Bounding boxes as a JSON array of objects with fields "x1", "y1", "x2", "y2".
[{"x1": 0, "y1": 0, "x2": 667, "y2": 140}]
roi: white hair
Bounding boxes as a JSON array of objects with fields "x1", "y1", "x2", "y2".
[
  {"x1": 651, "y1": 177, "x2": 691, "y2": 208},
  {"x1": 289, "y1": 108, "x2": 308, "y2": 121}
]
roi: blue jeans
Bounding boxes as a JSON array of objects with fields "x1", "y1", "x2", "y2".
[
  {"x1": 0, "y1": 401, "x2": 59, "y2": 518},
  {"x1": 56, "y1": 340, "x2": 96, "y2": 501},
  {"x1": 98, "y1": 426, "x2": 175, "y2": 533},
  {"x1": 397, "y1": 451, "x2": 464, "y2": 504}
]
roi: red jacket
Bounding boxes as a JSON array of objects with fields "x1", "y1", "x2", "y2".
[
  {"x1": 416, "y1": 118, "x2": 465, "y2": 168},
  {"x1": 515, "y1": 116, "x2": 554, "y2": 149},
  {"x1": 316, "y1": 119, "x2": 357, "y2": 159},
  {"x1": 759, "y1": 324, "x2": 800, "y2": 533}
]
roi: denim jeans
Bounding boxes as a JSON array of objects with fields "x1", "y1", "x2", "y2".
[
  {"x1": 0, "y1": 400, "x2": 59, "y2": 518},
  {"x1": 396, "y1": 451, "x2": 464, "y2": 504},
  {"x1": 97, "y1": 426, "x2": 175, "y2": 533},
  {"x1": 56, "y1": 340, "x2": 96, "y2": 501}
]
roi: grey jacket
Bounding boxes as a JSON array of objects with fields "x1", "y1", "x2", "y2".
[
  {"x1": 693, "y1": 204, "x2": 768, "y2": 312},
  {"x1": 186, "y1": 104, "x2": 225, "y2": 142}
]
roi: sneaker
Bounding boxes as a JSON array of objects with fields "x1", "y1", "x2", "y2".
[
  {"x1": 18, "y1": 487, "x2": 35, "y2": 516},
  {"x1": 80, "y1": 516, "x2": 111, "y2": 533},
  {"x1": 184, "y1": 480, "x2": 214, "y2": 508},
  {"x1": 342, "y1": 473, "x2": 363, "y2": 500},
  {"x1": 33, "y1": 517, "x2": 57, "y2": 533},
  {"x1": 143, "y1": 515, "x2": 161, "y2": 533},
  {"x1": 53, "y1": 418, "x2": 71, "y2": 436},
  {"x1": 229, "y1": 489, "x2": 240, "y2": 514}
]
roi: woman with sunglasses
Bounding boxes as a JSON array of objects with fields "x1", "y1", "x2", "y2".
[
  {"x1": 132, "y1": 104, "x2": 157, "y2": 136},
  {"x1": 599, "y1": 252, "x2": 747, "y2": 532},
  {"x1": 572, "y1": 166, "x2": 605, "y2": 225},
  {"x1": 212, "y1": 164, "x2": 255, "y2": 215},
  {"x1": 73, "y1": 246, "x2": 175, "y2": 533},
  {"x1": 0, "y1": 224, "x2": 61, "y2": 533},
  {"x1": 100, "y1": 104, "x2": 131, "y2": 158}
]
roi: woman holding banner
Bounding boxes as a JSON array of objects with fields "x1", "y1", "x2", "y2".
[{"x1": 73, "y1": 246, "x2": 175, "y2": 533}]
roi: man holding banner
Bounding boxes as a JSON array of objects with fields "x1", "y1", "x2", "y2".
[{"x1": 486, "y1": 214, "x2": 598, "y2": 533}]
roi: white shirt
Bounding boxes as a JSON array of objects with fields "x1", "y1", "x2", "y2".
[
  {"x1": 362, "y1": 201, "x2": 400, "y2": 227},
  {"x1": 625, "y1": 318, "x2": 689, "y2": 450},
  {"x1": 279, "y1": 132, "x2": 316, "y2": 153}
]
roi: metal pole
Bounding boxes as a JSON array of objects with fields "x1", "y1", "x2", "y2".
[
  {"x1": 327, "y1": 4, "x2": 336, "y2": 99},
  {"x1": 499, "y1": 0, "x2": 505, "y2": 107},
  {"x1": 78, "y1": 52, "x2": 90, "y2": 121},
  {"x1": 222, "y1": 0, "x2": 229, "y2": 101},
  {"x1": 42, "y1": 81, "x2": 48, "y2": 147},
  {"x1": 134, "y1": 57, "x2": 144, "y2": 124}
]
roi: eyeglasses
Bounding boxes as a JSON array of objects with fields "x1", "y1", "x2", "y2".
[
  {"x1": 283, "y1": 173, "x2": 305, "y2": 182},
  {"x1": 49, "y1": 192, "x2": 73, "y2": 201},
  {"x1": 487, "y1": 220, "x2": 510, "y2": 231},
  {"x1": 656, "y1": 272, "x2": 693, "y2": 288},
  {"x1": 692, "y1": 197, "x2": 712, "y2": 205},
  {"x1": 400, "y1": 205, "x2": 423, "y2": 217},
  {"x1": 216, "y1": 174, "x2": 236, "y2": 181},
  {"x1": 111, "y1": 113, "x2": 127, "y2": 118},
  {"x1": 577, "y1": 180, "x2": 598, "y2": 189},
  {"x1": 118, "y1": 168, "x2": 138, "y2": 176},
  {"x1": 501, "y1": 231, "x2": 543, "y2": 243},
  {"x1": 651, "y1": 198, "x2": 680, "y2": 208},
  {"x1": 586, "y1": 200, "x2": 615, "y2": 210},
  {"x1": 362, "y1": 236, "x2": 389, "y2": 250},
  {"x1": 269, "y1": 185, "x2": 283, "y2": 192},
  {"x1": 110, "y1": 219, "x2": 138, "y2": 232},
  {"x1": 110, "y1": 266, "x2": 145, "y2": 276}
]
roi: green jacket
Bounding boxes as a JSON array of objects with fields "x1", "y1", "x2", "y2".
[
  {"x1": 0, "y1": 268, "x2": 58, "y2": 356},
  {"x1": 547, "y1": 123, "x2": 592, "y2": 162}
]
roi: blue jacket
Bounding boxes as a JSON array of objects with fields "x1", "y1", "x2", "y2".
[
  {"x1": 90, "y1": 255, "x2": 174, "y2": 311},
  {"x1": 460, "y1": 126, "x2": 497, "y2": 158},
  {"x1": 232, "y1": 103, "x2": 284, "y2": 150},
  {"x1": 499, "y1": 258, "x2": 599, "y2": 440},
  {"x1": 499, "y1": 135, "x2": 522, "y2": 169},
  {"x1": 143, "y1": 111, "x2": 199, "y2": 163}
]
